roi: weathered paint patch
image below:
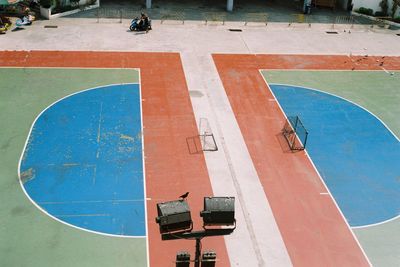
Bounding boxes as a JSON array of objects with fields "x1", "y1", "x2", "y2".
[
  {"x1": 19, "y1": 84, "x2": 145, "y2": 236},
  {"x1": 270, "y1": 84, "x2": 400, "y2": 227},
  {"x1": 20, "y1": 168, "x2": 35, "y2": 184}
]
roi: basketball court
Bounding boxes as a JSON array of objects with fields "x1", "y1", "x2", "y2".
[{"x1": 0, "y1": 15, "x2": 399, "y2": 267}]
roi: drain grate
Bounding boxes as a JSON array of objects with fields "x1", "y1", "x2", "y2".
[
  {"x1": 326, "y1": 31, "x2": 338, "y2": 34},
  {"x1": 229, "y1": 29, "x2": 242, "y2": 32},
  {"x1": 44, "y1": 25, "x2": 58, "y2": 28}
]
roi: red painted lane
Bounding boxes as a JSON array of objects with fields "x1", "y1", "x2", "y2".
[
  {"x1": 0, "y1": 51, "x2": 230, "y2": 267},
  {"x1": 212, "y1": 54, "x2": 400, "y2": 266},
  {"x1": 215, "y1": 54, "x2": 400, "y2": 71}
]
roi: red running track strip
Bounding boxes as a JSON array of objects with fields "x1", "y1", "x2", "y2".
[
  {"x1": 0, "y1": 51, "x2": 230, "y2": 267},
  {"x1": 212, "y1": 54, "x2": 400, "y2": 267}
]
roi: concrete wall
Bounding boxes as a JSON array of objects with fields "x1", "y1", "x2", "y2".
[
  {"x1": 65, "y1": 0, "x2": 96, "y2": 6},
  {"x1": 41, "y1": 0, "x2": 99, "y2": 19},
  {"x1": 352, "y1": 0, "x2": 380, "y2": 12},
  {"x1": 337, "y1": 0, "x2": 350, "y2": 10},
  {"x1": 353, "y1": 0, "x2": 399, "y2": 17}
]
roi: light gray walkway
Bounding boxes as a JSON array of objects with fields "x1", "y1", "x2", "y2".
[
  {"x1": 1, "y1": 18, "x2": 399, "y2": 54},
  {"x1": 181, "y1": 51, "x2": 293, "y2": 266}
]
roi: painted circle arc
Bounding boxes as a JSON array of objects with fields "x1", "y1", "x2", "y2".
[
  {"x1": 19, "y1": 84, "x2": 146, "y2": 237},
  {"x1": 270, "y1": 84, "x2": 400, "y2": 227}
]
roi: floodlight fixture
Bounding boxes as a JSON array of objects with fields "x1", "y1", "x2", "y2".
[
  {"x1": 155, "y1": 199, "x2": 193, "y2": 234},
  {"x1": 156, "y1": 196, "x2": 236, "y2": 267},
  {"x1": 176, "y1": 251, "x2": 190, "y2": 267},
  {"x1": 200, "y1": 197, "x2": 235, "y2": 228},
  {"x1": 201, "y1": 251, "x2": 217, "y2": 267}
]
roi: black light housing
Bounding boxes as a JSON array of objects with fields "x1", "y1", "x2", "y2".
[
  {"x1": 176, "y1": 251, "x2": 190, "y2": 267},
  {"x1": 201, "y1": 250, "x2": 217, "y2": 267},
  {"x1": 156, "y1": 200, "x2": 193, "y2": 234},
  {"x1": 200, "y1": 197, "x2": 235, "y2": 227}
]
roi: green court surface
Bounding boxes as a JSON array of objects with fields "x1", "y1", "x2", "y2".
[
  {"x1": 262, "y1": 70, "x2": 400, "y2": 267},
  {"x1": 0, "y1": 68, "x2": 147, "y2": 267},
  {"x1": 263, "y1": 71, "x2": 400, "y2": 137},
  {"x1": 2, "y1": 68, "x2": 399, "y2": 266}
]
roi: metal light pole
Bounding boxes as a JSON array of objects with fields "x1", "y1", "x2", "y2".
[{"x1": 155, "y1": 197, "x2": 236, "y2": 266}]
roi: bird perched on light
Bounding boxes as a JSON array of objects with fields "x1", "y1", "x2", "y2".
[{"x1": 179, "y1": 192, "x2": 189, "y2": 200}]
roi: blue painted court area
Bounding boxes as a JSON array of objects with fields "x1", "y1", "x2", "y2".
[
  {"x1": 270, "y1": 84, "x2": 400, "y2": 227},
  {"x1": 20, "y1": 84, "x2": 145, "y2": 236}
]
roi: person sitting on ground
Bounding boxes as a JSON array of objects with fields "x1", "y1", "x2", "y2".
[{"x1": 138, "y1": 12, "x2": 149, "y2": 31}]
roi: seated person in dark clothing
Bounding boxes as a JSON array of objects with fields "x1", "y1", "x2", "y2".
[{"x1": 138, "y1": 12, "x2": 149, "y2": 31}]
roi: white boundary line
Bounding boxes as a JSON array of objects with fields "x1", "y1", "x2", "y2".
[
  {"x1": 138, "y1": 70, "x2": 151, "y2": 267},
  {"x1": 352, "y1": 215, "x2": 400, "y2": 229},
  {"x1": 267, "y1": 81, "x2": 400, "y2": 227},
  {"x1": 261, "y1": 68, "x2": 399, "y2": 72},
  {"x1": 259, "y1": 71, "x2": 373, "y2": 266},
  {"x1": 1, "y1": 67, "x2": 397, "y2": 73},
  {"x1": 266, "y1": 82, "x2": 400, "y2": 143},
  {"x1": 260, "y1": 69, "x2": 400, "y2": 142},
  {"x1": 17, "y1": 82, "x2": 148, "y2": 239}
]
